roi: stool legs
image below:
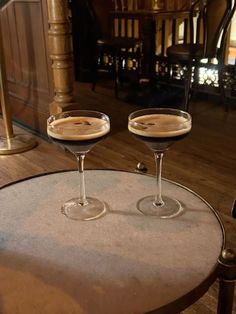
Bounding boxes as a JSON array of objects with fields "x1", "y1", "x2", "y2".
[
  {"x1": 218, "y1": 59, "x2": 229, "y2": 111},
  {"x1": 91, "y1": 46, "x2": 120, "y2": 98},
  {"x1": 114, "y1": 52, "x2": 120, "y2": 99},
  {"x1": 91, "y1": 45, "x2": 100, "y2": 92},
  {"x1": 91, "y1": 65, "x2": 97, "y2": 92},
  {"x1": 183, "y1": 62, "x2": 193, "y2": 112}
]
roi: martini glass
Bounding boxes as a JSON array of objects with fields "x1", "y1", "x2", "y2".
[
  {"x1": 47, "y1": 110, "x2": 110, "y2": 220},
  {"x1": 128, "y1": 108, "x2": 192, "y2": 218}
]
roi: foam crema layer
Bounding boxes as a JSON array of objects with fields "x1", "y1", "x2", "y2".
[
  {"x1": 128, "y1": 114, "x2": 191, "y2": 138},
  {"x1": 47, "y1": 116, "x2": 110, "y2": 141}
]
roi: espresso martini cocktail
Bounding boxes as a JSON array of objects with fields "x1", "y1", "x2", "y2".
[
  {"x1": 128, "y1": 108, "x2": 192, "y2": 218},
  {"x1": 47, "y1": 110, "x2": 110, "y2": 221},
  {"x1": 128, "y1": 112, "x2": 191, "y2": 152},
  {"x1": 47, "y1": 115, "x2": 110, "y2": 154}
]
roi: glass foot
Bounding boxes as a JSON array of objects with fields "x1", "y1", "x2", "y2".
[
  {"x1": 61, "y1": 197, "x2": 106, "y2": 221},
  {"x1": 137, "y1": 195, "x2": 183, "y2": 218}
]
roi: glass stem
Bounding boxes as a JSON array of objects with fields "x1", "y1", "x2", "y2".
[
  {"x1": 76, "y1": 153, "x2": 88, "y2": 206},
  {"x1": 154, "y1": 152, "x2": 164, "y2": 207}
]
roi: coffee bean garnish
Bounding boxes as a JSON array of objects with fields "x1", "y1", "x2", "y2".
[{"x1": 74, "y1": 121, "x2": 91, "y2": 126}]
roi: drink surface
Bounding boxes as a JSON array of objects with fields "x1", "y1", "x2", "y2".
[
  {"x1": 47, "y1": 116, "x2": 110, "y2": 141},
  {"x1": 128, "y1": 114, "x2": 191, "y2": 138}
]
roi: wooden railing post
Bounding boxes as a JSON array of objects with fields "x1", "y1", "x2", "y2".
[{"x1": 46, "y1": 0, "x2": 75, "y2": 114}]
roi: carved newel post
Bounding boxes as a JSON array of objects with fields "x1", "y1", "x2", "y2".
[{"x1": 47, "y1": 0, "x2": 75, "y2": 114}]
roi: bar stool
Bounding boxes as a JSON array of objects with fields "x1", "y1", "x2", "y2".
[{"x1": 91, "y1": 0, "x2": 143, "y2": 98}]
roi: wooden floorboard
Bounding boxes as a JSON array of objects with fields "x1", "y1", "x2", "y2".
[{"x1": 0, "y1": 81, "x2": 235, "y2": 313}]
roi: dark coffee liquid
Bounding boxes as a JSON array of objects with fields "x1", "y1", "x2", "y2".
[
  {"x1": 131, "y1": 132, "x2": 190, "y2": 152},
  {"x1": 49, "y1": 134, "x2": 107, "y2": 154}
]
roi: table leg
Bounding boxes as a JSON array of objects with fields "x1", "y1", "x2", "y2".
[{"x1": 217, "y1": 248, "x2": 236, "y2": 314}]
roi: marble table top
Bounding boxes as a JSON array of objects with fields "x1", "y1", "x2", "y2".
[{"x1": 0, "y1": 170, "x2": 223, "y2": 314}]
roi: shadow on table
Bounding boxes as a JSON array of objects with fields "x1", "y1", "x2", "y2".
[{"x1": 0, "y1": 235, "x2": 182, "y2": 314}]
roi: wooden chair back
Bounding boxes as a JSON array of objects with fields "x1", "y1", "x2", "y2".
[{"x1": 189, "y1": 0, "x2": 235, "y2": 58}]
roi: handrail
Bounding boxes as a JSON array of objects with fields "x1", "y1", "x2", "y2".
[{"x1": 110, "y1": 9, "x2": 190, "y2": 19}]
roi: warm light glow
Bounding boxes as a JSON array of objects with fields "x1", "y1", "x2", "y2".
[{"x1": 199, "y1": 67, "x2": 219, "y2": 86}]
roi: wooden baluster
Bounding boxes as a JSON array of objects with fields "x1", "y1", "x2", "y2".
[
  {"x1": 183, "y1": 18, "x2": 188, "y2": 43},
  {"x1": 113, "y1": 0, "x2": 119, "y2": 11},
  {"x1": 125, "y1": 18, "x2": 128, "y2": 37},
  {"x1": 121, "y1": 0, "x2": 126, "y2": 11},
  {"x1": 172, "y1": 19, "x2": 177, "y2": 46},
  {"x1": 46, "y1": 0, "x2": 74, "y2": 114},
  {"x1": 196, "y1": 10, "x2": 203, "y2": 44},
  {"x1": 161, "y1": 20, "x2": 165, "y2": 56}
]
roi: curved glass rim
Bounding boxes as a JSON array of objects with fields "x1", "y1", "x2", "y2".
[
  {"x1": 128, "y1": 108, "x2": 192, "y2": 127},
  {"x1": 47, "y1": 109, "x2": 110, "y2": 131}
]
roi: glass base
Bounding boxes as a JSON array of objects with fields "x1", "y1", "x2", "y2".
[
  {"x1": 137, "y1": 195, "x2": 183, "y2": 218},
  {"x1": 61, "y1": 197, "x2": 106, "y2": 221}
]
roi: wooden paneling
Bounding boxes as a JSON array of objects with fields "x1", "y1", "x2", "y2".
[{"x1": 0, "y1": 0, "x2": 53, "y2": 133}]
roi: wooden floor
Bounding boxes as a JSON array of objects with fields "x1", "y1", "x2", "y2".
[{"x1": 0, "y1": 82, "x2": 235, "y2": 313}]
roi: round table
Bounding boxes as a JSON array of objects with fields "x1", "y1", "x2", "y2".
[{"x1": 0, "y1": 170, "x2": 224, "y2": 314}]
